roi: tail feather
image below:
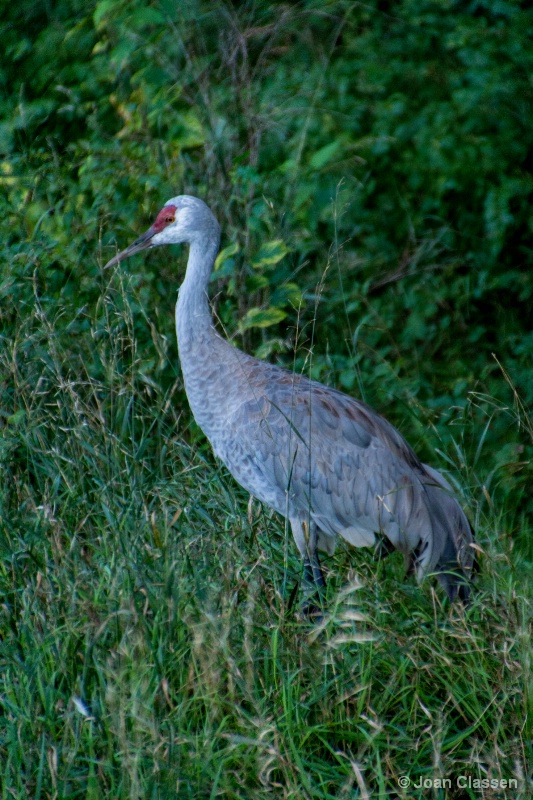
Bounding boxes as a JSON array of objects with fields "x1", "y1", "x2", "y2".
[
  {"x1": 435, "y1": 516, "x2": 476, "y2": 602},
  {"x1": 416, "y1": 466, "x2": 476, "y2": 603}
]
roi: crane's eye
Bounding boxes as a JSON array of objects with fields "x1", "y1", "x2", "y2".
[{"x1": 165, "y1": 216, "x2": 175, "y2": 224}]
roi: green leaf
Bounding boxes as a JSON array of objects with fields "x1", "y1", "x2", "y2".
[
  {"x1": 130, "y1": 8, "x2": 166, "y2": 29},
  {"x1": 214, "y1": 242, "x2": 239, "y2": 271},
  {"x1": 240, "y1": 307, "x2": 287, "y2": 330},
  {"x1": 270, "y1": 282, "x2": 301, "y2": 307},
  {"x1": 93, "y1": 0, "x2": 115, "y2": 28},
  {"x1": 309, "y1": 141, "x2": 341, "y2": 170},
  {"x1": 252, "y1": 240, "x2": 289, "y2": 269}
]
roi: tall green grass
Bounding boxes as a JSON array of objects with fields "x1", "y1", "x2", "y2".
[{"x1": 0, "y1": 269, "x2": 530, "y2": 799}]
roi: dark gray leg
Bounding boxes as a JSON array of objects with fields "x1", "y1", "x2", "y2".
[
  {"x1": 290, "y1": 519, "x2": 327, "y2": 619},
  {"x1": 301, "y1": 551, "x2": 326, "y2": 618},
  {"x1": 304, "y1": 552, "x2": 326, "y2": 589}
]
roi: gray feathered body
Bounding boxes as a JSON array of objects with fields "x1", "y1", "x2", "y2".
[{"x1": 174, "y1": 204, "x2": 474, "y2": 601}]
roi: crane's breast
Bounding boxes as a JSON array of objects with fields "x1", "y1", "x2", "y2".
[{"x1": 185, "y1": 351, "x2": 428, "y2": 553}]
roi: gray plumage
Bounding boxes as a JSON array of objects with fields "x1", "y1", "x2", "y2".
[{"x1": 105, "y1": 195, "x2": 475, "y2": 603}]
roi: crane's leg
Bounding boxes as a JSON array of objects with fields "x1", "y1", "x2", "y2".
[
  {"x1": 291, "y1": 519, "x2": 326, "y2": 618},
  {"x1": 303, "y1": 552, "x2": 326, "y2": 590}
]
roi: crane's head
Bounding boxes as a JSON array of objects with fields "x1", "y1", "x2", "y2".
[{"x1": 103, "y1": 195, "x2": 220, "y2": 269}]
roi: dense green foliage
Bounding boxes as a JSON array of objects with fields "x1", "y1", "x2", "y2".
[{"x1": 0, "y1": 1, "x2": 532, "y2": 797}]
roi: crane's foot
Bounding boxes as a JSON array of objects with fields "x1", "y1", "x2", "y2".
[{"x1": 301, "y1": 554, "x2": 326, "y2": 621}]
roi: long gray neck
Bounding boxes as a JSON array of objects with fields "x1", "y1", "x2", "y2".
[{"x1": 175, "y1": 232, "x2": 220, "y2": 350}]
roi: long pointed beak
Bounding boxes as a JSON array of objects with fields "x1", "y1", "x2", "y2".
[{"x1": 103, "y1": 226, "x2": 156, "y2": 269}]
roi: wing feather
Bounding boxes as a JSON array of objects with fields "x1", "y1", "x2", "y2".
[{"x1": 219, "y1": 361, "x2": 473, "y2": 590}]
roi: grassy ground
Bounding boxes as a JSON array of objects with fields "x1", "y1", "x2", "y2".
[{"x1": 0, "y1": 265, "x2": 531, "y2": 799}]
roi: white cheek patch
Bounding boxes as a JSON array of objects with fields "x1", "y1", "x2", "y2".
[{"x1": 152, "y1": 227, "x2": 177, "y2": 246}]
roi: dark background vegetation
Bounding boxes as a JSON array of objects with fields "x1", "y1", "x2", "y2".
[{"x1": 0, "y1": 1, "x2": 531, "y2": 797}]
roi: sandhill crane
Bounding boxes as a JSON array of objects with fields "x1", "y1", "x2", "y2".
[{"x1": 104, "y1": 195, "x2": 475, "y2": 609}]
